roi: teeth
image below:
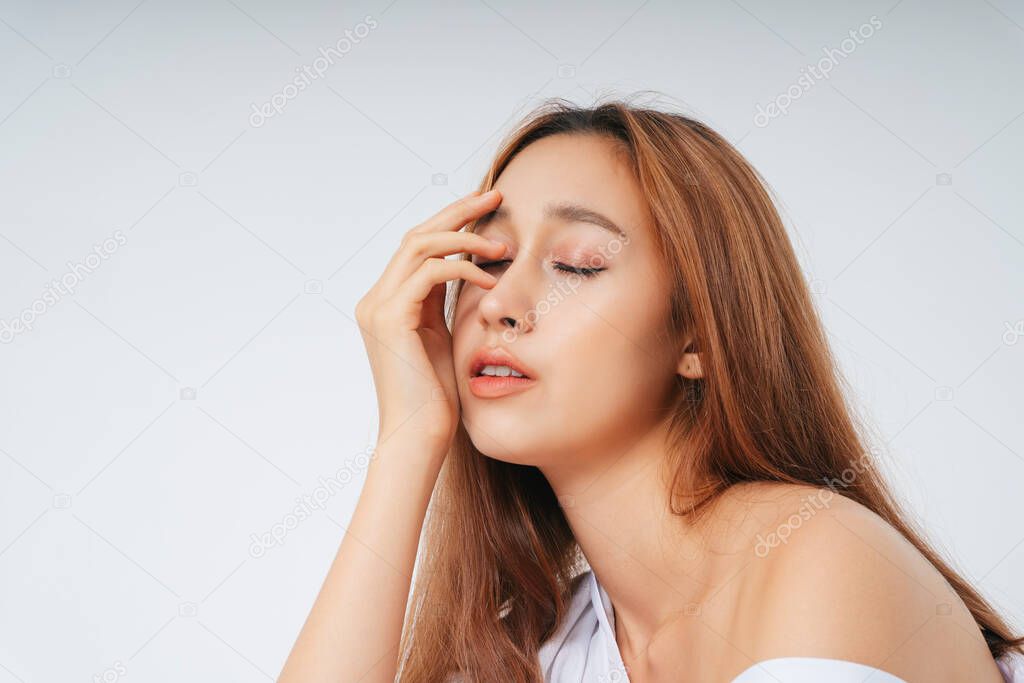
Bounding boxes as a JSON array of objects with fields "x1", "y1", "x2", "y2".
[{"x1": 480, "y1": 364, "x2": 525, "y2": 378}]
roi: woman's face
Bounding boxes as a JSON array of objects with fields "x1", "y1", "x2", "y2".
[{"x1": 452, "y1": 133, "x2": 682, "y2": 469}]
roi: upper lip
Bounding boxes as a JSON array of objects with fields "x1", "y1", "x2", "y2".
[{"x1": 468, "y1": 346, "x2": 536, "y2": 379}]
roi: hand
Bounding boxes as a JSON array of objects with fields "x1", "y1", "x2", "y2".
[{"x1": 354, "y1": 189, "x2": 506, "y2": 460}]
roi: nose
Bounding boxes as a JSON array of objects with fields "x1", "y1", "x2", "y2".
[{"x1": 476, "y1": 258, "x2": 536, "y2": 337}]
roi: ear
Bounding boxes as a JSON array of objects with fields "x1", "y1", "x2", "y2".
[{"x1": 676, "y1": 337, "x2": 703, "y2": 380}]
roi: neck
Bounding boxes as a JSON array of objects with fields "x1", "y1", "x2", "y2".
[{"x1": 538, "y1": 417, "x2": 729, "y2": 661}]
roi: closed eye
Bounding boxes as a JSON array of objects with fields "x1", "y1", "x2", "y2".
[
  {"x1": 475, "y1": 259, "x2": 605, "y2": 278},
  {"x1": 554, "y1": 263, "x2": 604, "y2": 277}
]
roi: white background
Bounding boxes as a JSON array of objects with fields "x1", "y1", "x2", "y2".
[{"x1": 1, "y1": 0, "x2": 1022, "y2": 680}]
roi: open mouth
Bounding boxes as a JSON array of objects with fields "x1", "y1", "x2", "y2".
[
  {"x1": 467, "y1": 347, "x2": 537, "y2": 398},
  {"x1": 473, "y1": 364, "x2": 530, "y2": 380},
  {"x1": 468, "y1": 363, "x2": 536, "y2": 398}
]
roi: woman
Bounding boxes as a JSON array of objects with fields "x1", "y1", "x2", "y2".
[{"x1": 278, "y1": 98, "x2": 1024, "y2": 682}]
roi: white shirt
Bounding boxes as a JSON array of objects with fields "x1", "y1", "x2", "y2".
[{"x1": 535, "y1": 568, "x2": 1024, "y2": 682}]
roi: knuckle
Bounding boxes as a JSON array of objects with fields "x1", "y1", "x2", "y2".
[
  {"x1": 400, "y1": 228, "x2": 421, "y2": 248},
  {"x1": 354, "y1": 299, "x2": 371, "y2": 324},
  {"x1": 404, "y1": 232, "x2": 427, "y2": 256},
  {"x1": 356, "y1": 287, "x2": 378, "y2": 307}
]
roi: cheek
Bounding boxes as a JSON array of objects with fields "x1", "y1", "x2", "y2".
[
  {"x1": 451, "y1": 289, "x2": 480, "y2": 344},
  {"x1": 535, "y1": 327, "x2": 672, "y2": 458},
  {"x1": 545, "y1": 297, "x2": 671, "y2": 398}
]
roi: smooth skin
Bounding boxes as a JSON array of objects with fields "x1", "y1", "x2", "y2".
[{"x1": 279, "y1": 134, "x2": 1005, "y2": 682}]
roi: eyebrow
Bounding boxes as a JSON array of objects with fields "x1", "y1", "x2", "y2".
[{"x1": 474, "y1": 201, "x2": 628, "y2": 239}]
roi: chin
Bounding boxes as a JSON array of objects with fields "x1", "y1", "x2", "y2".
[
  {"x1": 463, "y1": 422, "x2": 528, "y2": 464},
  {"x1": 460, "y1": 418, "x2": 545, "y2": 467},
  {"x1": 467, "y1": 425, "x2": 581, "y2": 471},
  {"x1": 458, "y1": 381, "x2": 564, "y2": 466},
  {"x1": 476, "y1": 448, "x2": 540, "y2": 467}
]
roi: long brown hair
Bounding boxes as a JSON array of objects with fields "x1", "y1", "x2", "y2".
[{"x1": 395, "y1": 96, "x2": 1024, "y2": 682}]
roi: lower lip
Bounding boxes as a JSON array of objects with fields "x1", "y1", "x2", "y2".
[{"x1": 468, "y1": 374, "x2": 537, "y2": 398}]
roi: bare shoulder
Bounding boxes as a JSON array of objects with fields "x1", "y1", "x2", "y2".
[{"x1": 718, "y1": 481, "x2": 1003, "y2": 683}]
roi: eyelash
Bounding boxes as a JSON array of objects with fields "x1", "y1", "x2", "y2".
[{"x1": 475, "y1": 259, "x2": 605, "y2": 278}]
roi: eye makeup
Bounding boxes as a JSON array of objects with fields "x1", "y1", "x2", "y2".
[
  {"x1": 474, "y1": 258, "x2": 605, "y2": 278},
  {"x1": 469, "y1": 226, "x2": 616, "y2": 280}
]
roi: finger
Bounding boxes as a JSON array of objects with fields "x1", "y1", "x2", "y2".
[
  {"x1": 409, "y1": 189, "x2": 502, "y2": 235},
  {"x1": 375, "y1": 191, "x2": 499, "y2": 290},
  {"x1": 392, "y1": 258, "x2": 496, "y2": 329},
  {"x1": 420, "y1": 280, "x2": 448, "y2": 332},
  {"x1": 366, "y1": 190, "x2": 502, "y2": 314},
  {"x1": 381, "y1": 230, "x2": 507, "y2": 292}
]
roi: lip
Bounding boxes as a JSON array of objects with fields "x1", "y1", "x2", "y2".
[{"x1": 467, "y1": 346, "x2": 538, "y2": 399}]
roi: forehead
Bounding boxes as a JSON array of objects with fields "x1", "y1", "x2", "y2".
[{"x1": 481, "y1": 133, "x2": 652, "y2": 239}]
